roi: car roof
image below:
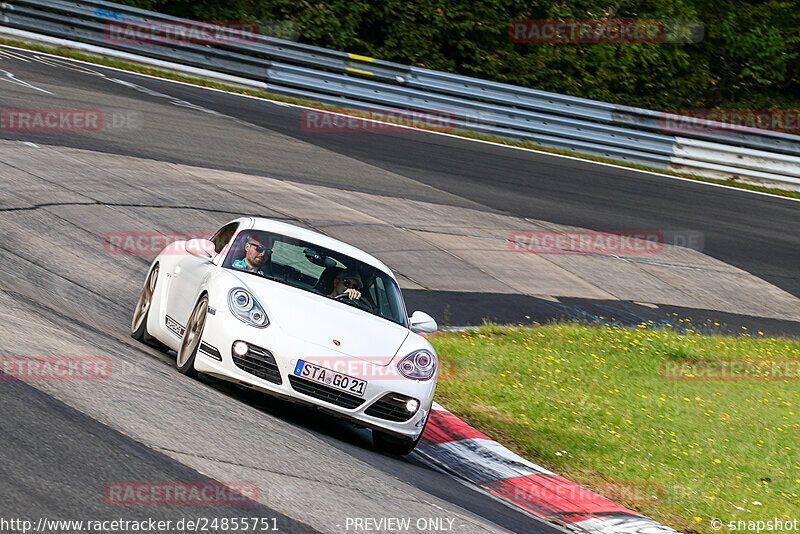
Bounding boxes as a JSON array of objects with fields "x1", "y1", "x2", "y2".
[{"x1": 232, "y1": 217, "x2": 396, "y2": 278}]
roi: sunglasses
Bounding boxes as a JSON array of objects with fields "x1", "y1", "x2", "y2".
[
  {"x1": 340, "y1": 278, "x2": 362, "y2": 289},
  {"x1": 247, "y1": 242, "x2": 266, "y2": 253}
]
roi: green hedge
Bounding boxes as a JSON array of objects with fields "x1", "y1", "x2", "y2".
[{"x1": 118, "y1": 0, "x2": 800, "y2": 112}]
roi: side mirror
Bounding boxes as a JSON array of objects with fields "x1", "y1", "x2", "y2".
[
  {"x1": 409, "y1": 311, "x2": 437, "y2": 334},
  {"x1": 184, "y1": 238, "x2": 215, "y2": 260}
]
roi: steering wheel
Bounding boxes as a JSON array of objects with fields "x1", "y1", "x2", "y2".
[{"x1": 334, "y1": 293, "x2": 373, "y2": 312}]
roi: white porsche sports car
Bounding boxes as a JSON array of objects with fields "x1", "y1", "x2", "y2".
[{"x1": 130, "y1": 217, "x2": 439, "y2": 454}]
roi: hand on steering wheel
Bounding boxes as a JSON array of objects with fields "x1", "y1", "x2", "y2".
[{"x1": 334, "y1": 288, "x2": 361, "y2": 301}]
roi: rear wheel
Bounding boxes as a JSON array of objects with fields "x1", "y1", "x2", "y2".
[
  {"x1": 176, "y1": 295, "x2": 208, "y2": 377},
  {"x1": 131, "y1": 264, "x2": 158, "y2": 342}
]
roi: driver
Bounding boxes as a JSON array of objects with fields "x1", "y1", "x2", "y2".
[
  {"x1": 232, "y1": 234, "x2": 269, "y2": 274},
  {"x1": 329, "y1": 269, "x2": 363, "y2": 300}
]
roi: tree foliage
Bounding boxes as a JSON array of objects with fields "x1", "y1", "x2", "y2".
[{"x1": 118, "y1": 0, "x2": 800, "y2": 110}]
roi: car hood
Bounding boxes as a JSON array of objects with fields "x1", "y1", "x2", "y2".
[{"x1": 232, "y1": 272, "x2": 409, "y2": 366}]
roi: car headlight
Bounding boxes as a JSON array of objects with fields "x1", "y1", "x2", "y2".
[
  {"x1": 397, "y1": 349, "x2": 437, "y2": 380},
  {"x1": 228, "y1": 288, "x2": 269, "y2": 328}
]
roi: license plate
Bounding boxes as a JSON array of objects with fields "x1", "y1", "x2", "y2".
[{"x1": 293, "y1": 360, "x2": 367, "y2": 397}]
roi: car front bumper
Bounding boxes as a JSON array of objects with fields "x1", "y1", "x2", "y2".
[{"x1": 193, "y1": 304, "x2": 436, "y2": 440}]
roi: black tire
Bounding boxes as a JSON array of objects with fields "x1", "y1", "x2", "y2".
[
  {"x1": 176, "y1": 295, "x2": 208, "y2": 377},
  {"x1": 373, "y1": 413, "x2": 429, "y2": 455},
  {"x1": 131, "y1": 264, "x2": 159, "y2": 342}
]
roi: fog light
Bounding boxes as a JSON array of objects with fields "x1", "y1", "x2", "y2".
[
  {"x1": 233, "y1": 341, "x2": 249, "y2": 356},
  {"x1": 406, "y1": 399, "x2": 419, "y2": 412}
]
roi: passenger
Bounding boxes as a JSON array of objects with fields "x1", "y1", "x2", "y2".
[{"x1": 232, "y1": 234, "x2": 269, "y2": 274}]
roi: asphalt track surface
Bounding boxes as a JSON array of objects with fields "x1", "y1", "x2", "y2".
[
  {"x1": 0, "y1": 47, "x2": 562, "y2": 534},
  {"x1": 0, "y1": 45, "x2": 797, "y2": 533},
  {"x1": 1, "y1": 46, "x2": 798, "y2": 331},
  {"x1": 0, "y1": 377, "x2": 316, "y2": 533}
]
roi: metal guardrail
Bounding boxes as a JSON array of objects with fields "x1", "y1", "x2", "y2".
[{"x1": 2, "y1": 0, "x2": 800, "y2": 186}]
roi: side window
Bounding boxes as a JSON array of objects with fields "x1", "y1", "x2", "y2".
[
  {"x1": 211, "y1": 223, "x2": 239, "y2": 254},
  {"x1": 375, "y1": 275, "x2": 405, "y2": 324},
  {"x1": 372, "y1": 277, "x2": 390, "y2": 317}
]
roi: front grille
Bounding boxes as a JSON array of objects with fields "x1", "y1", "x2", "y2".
[
  {"x1": 365, "y1": 393, "x2": 419, "y2": 422},
  {"x1": 231, "y1": 342, "x2": 282, "y2": 384},
  {"x1": 288, "y1": 376, "x2": 365, "y2": 409}
]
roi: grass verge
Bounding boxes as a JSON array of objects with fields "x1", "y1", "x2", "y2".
[
  {"x1": 0, "y1": 35, "x2": 798, "y2": 201},
  {"x1": 429, "y1": 322, "x2": 800, "y2": 534}
]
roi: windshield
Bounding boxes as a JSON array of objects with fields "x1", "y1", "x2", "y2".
[{"x1": 222, "y1": 230, "x2": 407, "y2": 326}]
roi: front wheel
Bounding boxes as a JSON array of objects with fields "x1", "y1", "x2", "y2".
[
  {"x1": 373, "y1": 413, "x2": 429, "y2": 455},
  {"x1": 176, "y1": 295, "x2": 208, "y2": 377}
]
